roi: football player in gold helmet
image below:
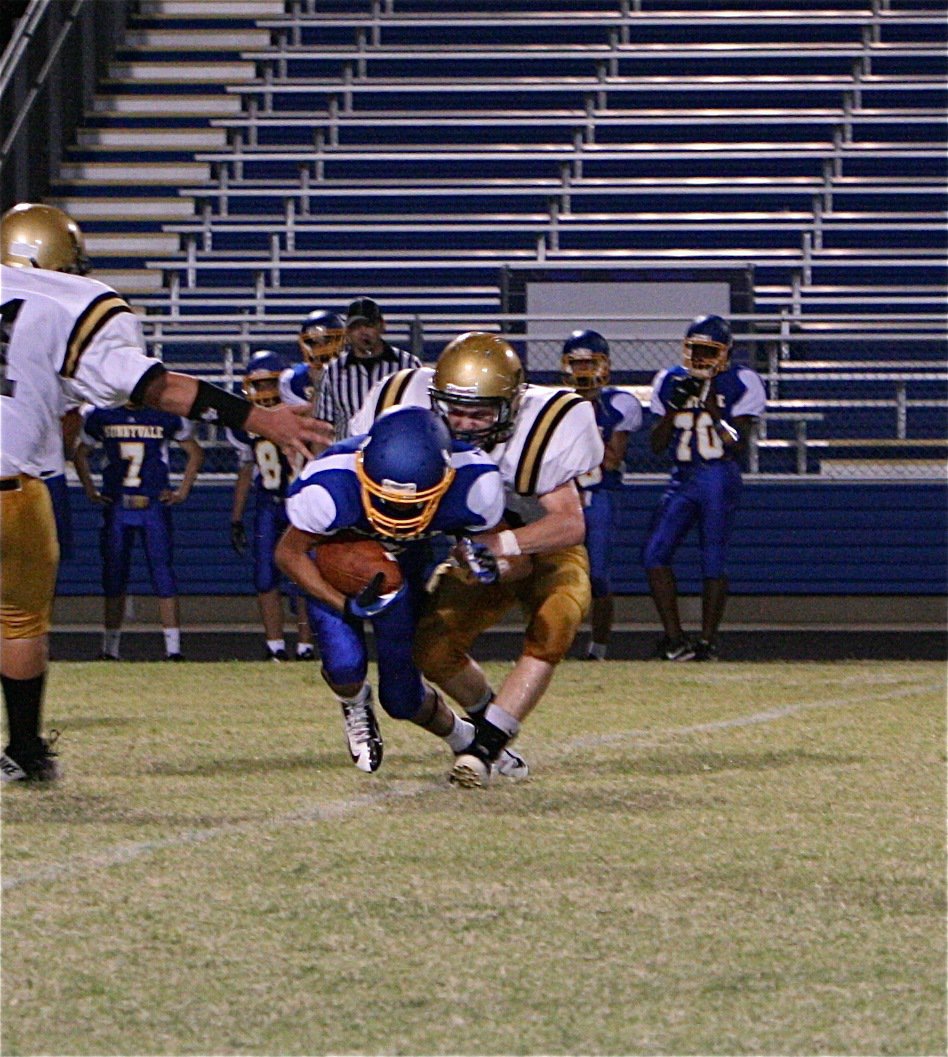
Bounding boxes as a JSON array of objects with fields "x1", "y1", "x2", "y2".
[
  {"x1": 0, "y1": 202, "x2": 325, "y2": 783},
  {"x1": 350, "y1": 330, "x2": 605, "y2": 787}
]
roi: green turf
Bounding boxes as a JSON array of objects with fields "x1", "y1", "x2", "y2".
[{"x1": 2, "y1": 659, "x2": 945, "y2": 1056}]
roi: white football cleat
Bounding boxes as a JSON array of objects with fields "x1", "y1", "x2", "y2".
[
  {"x1": 339, "y1": 691, "x2": 383, "y2": 773},
  {"x1": 493, "y1": 746, "x2": 529, "y2": 780}
]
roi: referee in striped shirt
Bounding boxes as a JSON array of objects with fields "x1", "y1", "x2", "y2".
[{"x1": 314, "y1": 297, "x2": 422, "y2": 442}]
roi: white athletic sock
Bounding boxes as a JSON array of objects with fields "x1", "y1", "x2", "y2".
[
  {"x1": 484, "y1": 702, "x2": 520, "y2": 739},
  {"x1": 266, "y1": 638, "x2": 286, "y2": 654},
  {"x1": 163, "y1": 628, "x2": 181, "y2": 656},
  {"x1": 444, "y1": 715, "x2": 475, "y2": 754},
  {"x1": 588, "y1": 642, "x2": 607, "y2": 659},
  {"x1": 339, "y1": 683, "x2": 371, "y2": 708},
  {"x1": 297, "y1": 643, "x2": 314, "y2": 658},
  {"x1": 103, "y1": 630, "x2": 121, "y2": 657}
]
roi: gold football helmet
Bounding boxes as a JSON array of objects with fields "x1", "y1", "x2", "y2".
[
  {"x1": 429, "y1": 331, "x2": 525, "y2": 448},
  {"x1": 1, "y1": 202, "x2": 89, "y2": 274}
]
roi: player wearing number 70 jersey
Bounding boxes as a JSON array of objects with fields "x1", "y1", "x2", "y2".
[{"x1": 642, "y1": 314, "x2": 766, "y2": 662}]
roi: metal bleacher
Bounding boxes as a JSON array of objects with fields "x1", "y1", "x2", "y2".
[{"x1": 46, "y1": 0, "x2": 948, "y2": 481}]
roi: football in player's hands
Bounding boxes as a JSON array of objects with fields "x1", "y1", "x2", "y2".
[
  {"x1": 667, "y1": 375, "x2": 705, "y2": 411},
  {"x1": 313, "y1": 533, "x2": 403, "y2": 596}
]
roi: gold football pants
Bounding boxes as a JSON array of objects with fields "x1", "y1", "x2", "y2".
[
  {"x1": 415, "y1": 544, "x2": 591, "y2": 681},
  {"x1": 0, "y1": 476, "x2": 59, "y2": 639}
]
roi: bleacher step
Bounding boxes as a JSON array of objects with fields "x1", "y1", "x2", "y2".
[
  {"x1": 108, "y1": 62, "x2": 256, "y2": 82},
  {"x1": 138, "y1": 0, "x2": 287, "y2": 15},
  {"x1": 91, "y1": 269, "x2": 165, "y2": 294},
  {"x1": 77, "y1": 128, "x2": 228, "y2": 149},
  {"x1": 85, "y1": 232, "x2": 181, "y2": 255},
  {"x1": 50, "y1": 197, "x2": 196, "y2": 221},
  {"x1": 124, "y1": 28, "x2": 271, "y2": 48},
  {"x1": 58, "y1": 161, "x2": 210, "y2": 182},
  {"x1": 92, "y1": 95, "x2": 242, "y2": 115}
]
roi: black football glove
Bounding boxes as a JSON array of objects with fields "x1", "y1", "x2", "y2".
[
  {"x1": 666, "y1": 375, "x2": 705, "y2": 411},
  {"x1": 344, "y1": 572, "x2": 407, "y2": 620},
  {"x1": 230, "y1": 520, "x2": 248, "y2": 556}
]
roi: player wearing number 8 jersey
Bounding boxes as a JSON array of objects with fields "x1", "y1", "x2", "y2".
[{"x1": 642, "y1": 314, "x2": 766, "y2": 662}]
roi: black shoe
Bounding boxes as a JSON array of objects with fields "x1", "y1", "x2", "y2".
[
  {"x1": 0, "y1": 732, "x2": 62, "y2": 783},
  {"x1": 98, "y1": 651, "x2": 120, "y2": 661},
  {"x1": 656, "y1": 636, "x2": 696, "y2": 661},
  {"x1": 165, "y1": 653, "x2": 185, "y2": 662},
  {"x1": 296, "y1": 647, "x2": 315, "y2": 661},
  {"x1": 692, "y1": 639, "x2": 720, "y2": 661},
  {"x1": 266, "y1": 648, "x2": 289, "y2": 662}
]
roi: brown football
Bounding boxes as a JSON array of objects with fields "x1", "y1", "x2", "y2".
[{"x1": 313, "y1": 534, "x2": 403, "y2": 596}]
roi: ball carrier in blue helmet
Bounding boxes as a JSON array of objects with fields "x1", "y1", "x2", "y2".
[
  {"x1": 276, "y1": 406, "x2": 506, "y2": 775},
  {"x1": 642, "y1": 315, "x2": 766, "y2": 661}
]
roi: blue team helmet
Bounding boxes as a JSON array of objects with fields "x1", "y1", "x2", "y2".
[
  {"x1": 683, "y1": 314, "x2": 732, "y2": 379},
  {"x1": 355, "y1": 406, "x2": 456, "y2": 539},
  {"x1": 561, "y1": 328, "x2": 610, "y2": 393},
  {"x1": 299, "y1": 309, "x2": 345, "y2": 368},
  {"x1": 242, "y1": 349, "x2": 284, "y2": 407}
]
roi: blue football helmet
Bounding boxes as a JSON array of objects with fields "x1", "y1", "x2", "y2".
[
  {"x1": 242, "y1": 350, "x2": 284, "y2": 408},
  {"x1": 299, "y1": 309, "x2": 345, "y2": 368},
  {"x1": 561, "y1": 329, "x2": 610, "y2": 394},
  {"x1": 683, "y1": 315, "x2": 732, "y2": 379},
  {"x1": 355, "y1": 406, "x2": 457, "y2": 539}
]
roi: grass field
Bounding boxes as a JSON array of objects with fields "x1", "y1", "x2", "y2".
[{"x1": 2, "y1": 659, "x2": 945, "y2": 1057}]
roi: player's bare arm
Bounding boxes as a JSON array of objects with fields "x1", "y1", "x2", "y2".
[
  {"x1": 480, "y1": 479, "x2": 586, "y2": 558},
  {"x1": 274, "y1": 525, "x2": 347, "y2": 613},
  {"x1": 139, "y1": 370, "x2": 330, "y2": 461}
]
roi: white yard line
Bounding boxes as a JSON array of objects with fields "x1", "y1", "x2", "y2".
[{"x1": 3, "y1": 678, "x2": 942, "y2": 892}]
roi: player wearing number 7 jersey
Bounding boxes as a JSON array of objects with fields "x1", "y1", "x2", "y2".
[
  {"x1": 73, "y1": 405, "x2": 204, "y2": 662},
  {"x1": 642, "y1": 314, "x2": 766, "y2": 662}
]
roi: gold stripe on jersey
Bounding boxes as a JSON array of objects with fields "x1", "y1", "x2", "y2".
[
  {"x1": 514, "y1": 390, "x2": 585, "y2": 496},
  {"x1": 376, "y1": 368, "x2": 418, "y2": 418},
  {"x1": 61, "y1": 292, "x2": 134, "y2": 379}
]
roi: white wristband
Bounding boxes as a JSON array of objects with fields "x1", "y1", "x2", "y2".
[{"x1": 498, "y1": 529, "x2": 521, "y2": 556}]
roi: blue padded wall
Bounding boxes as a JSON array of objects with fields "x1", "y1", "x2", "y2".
[{"x1": 58, "y1": 482, "x2": 946, "y2": 598}]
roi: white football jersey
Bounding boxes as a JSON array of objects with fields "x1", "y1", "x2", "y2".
[
  {"x1": 350, "y1": 367, "x2": 604, "y2": 522},
  {"x1": 0, "y1": 265, "x2": 157, "y2": 478}
]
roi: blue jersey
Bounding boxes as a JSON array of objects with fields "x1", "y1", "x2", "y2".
[
  {"x1": 578, "y1": 386, "x2": 643, "y2": 495},
  {"x1": 649, "y1": 363, "x2": 766, "y2": 479},
  {"x1": 81, "y1": 406, "x2": 191, "y2": 501},
  {"x1": 280, "y1": 362, "x2": 320, "y2": 407},
  {"x1": 228, "y1": 427, "x2": 297, "y2": 501},
  {"x1": 287, "y1": 435, "x2": 504, "y2": 544}
]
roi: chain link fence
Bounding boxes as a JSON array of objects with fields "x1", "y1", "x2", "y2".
[{"x1": 135, "y1": 318, "x2": 947, "y2": 484}]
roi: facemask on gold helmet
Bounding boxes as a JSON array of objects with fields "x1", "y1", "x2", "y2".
[
  {"x1": 1, "y1": 203, "x2": 89, "y2": 274},
  {"x1": 428, "y1": 332, "x2": 525, "y2": 449}
]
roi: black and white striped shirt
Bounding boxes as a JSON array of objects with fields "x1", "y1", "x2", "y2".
[{"x1": 315, "y1": 342, "x2": 422, "y2": 439}]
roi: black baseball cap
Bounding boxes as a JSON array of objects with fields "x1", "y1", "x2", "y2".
[{"x1": 346, "y1": 297, "x2": 383, "y2": 327}]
